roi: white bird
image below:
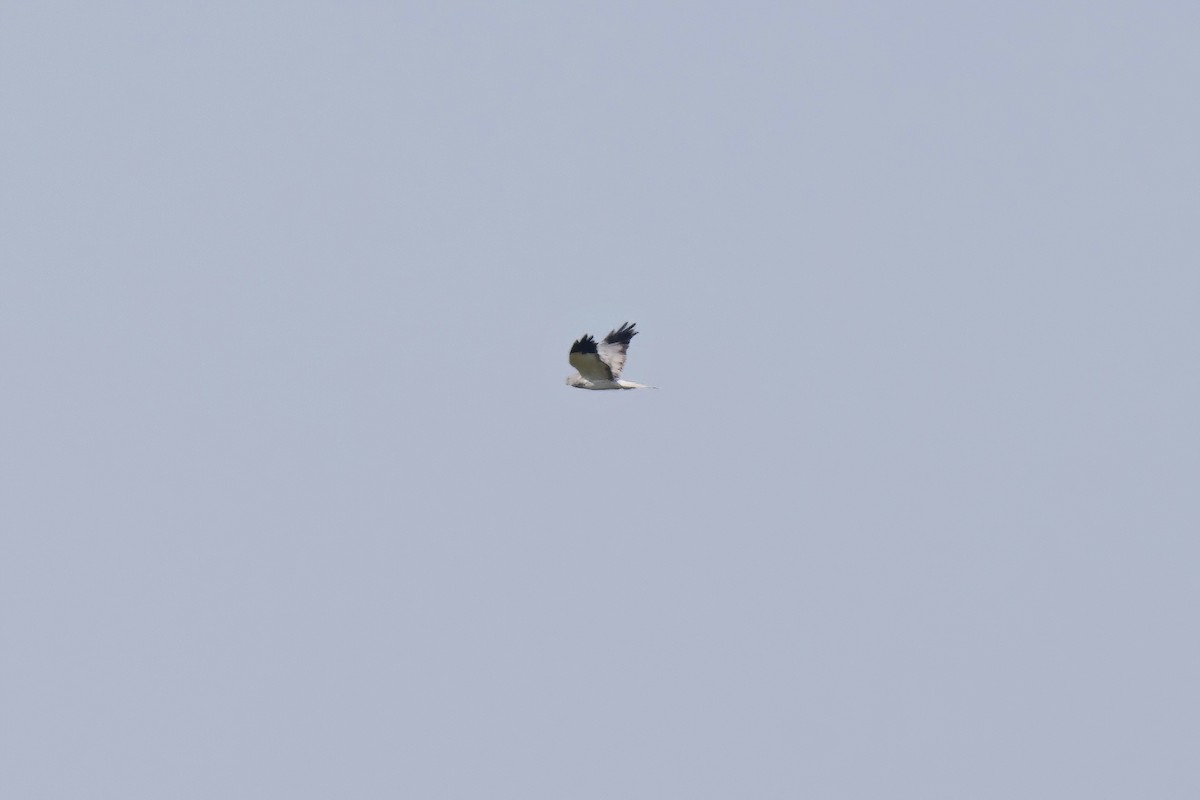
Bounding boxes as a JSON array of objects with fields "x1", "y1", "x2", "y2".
[{"x1": 566, "y1": 322, "x2": 653, "y2": 390}]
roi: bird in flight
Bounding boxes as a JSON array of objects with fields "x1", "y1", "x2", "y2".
[{"x1": 566, "y1": 322, "x2": 653, "y2": 390}]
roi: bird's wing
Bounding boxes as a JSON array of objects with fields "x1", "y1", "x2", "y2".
[
  {"x1": 569, "y1": 333, "x2": 613, "y2": 381},
  {"x1": 597, "y1": 322, "x2": 637, "y2": 379}
]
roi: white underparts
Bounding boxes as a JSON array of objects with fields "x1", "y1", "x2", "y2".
[{"x1": 566, "y1": 374, "x2": 653, "y2": 390}]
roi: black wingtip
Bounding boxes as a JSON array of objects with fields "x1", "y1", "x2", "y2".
[
  {"x1": 570, "y1": 333, "x2": 598, "y2": 355},
  {"x1": 603, "y1": 322, "x2": 638, "y2": 346}
]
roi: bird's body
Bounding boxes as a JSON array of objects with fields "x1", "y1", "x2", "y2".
[
  {"x1": 566, "y1": 322, "x2": 653, "y2": 390},
  {"x1": 566, "y1": 376, "x2": 651, "y2": 390}
]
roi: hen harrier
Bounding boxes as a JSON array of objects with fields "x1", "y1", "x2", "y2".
[{"x1": 566, "y1": 322, "x2": 653, "y2": 390}]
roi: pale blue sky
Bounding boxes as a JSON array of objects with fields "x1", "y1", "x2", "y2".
[{"x1": 2, "y1": 3, "x2": 1198, "y2": 797}]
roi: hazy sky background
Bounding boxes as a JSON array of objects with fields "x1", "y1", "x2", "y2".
[{"x1": 3, "y1": 2, "x2": 1198, "y2": 797}]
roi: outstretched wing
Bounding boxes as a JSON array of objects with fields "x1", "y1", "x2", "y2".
[
  {"x1": 597, "y1": 322, "x2": 637, "y2": 380},
  {"x1": 569, "y1": 333, "x2": 613, "y2": 381}
]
